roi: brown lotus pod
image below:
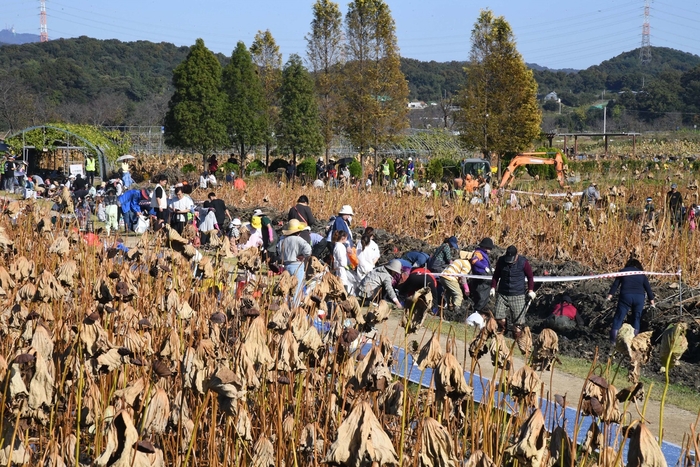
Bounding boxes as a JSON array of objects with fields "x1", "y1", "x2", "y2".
[
  {"x1": 14, "y1": 353, "x2": 35, "y2": 364},
  {"x1": 617, "y1": 382, "x2": 644, "y2": 403},
  {"x1": 108, "y1": 271, "x2": 120, "y2": 279},
  {"x1": 588, "y1": 374, "x2": 609, "y2": 389},
  {"x1": 84, "y1": 311, "x2": 101, "y2": 324},
  {"x1": 554, "y1": 394, "x2": 565, "y2": 407},
  {"x1": 310, "y1": 294, "x2": 323, "y2": 305},
  {"x1": 589, "y1": 397, "x2": 603, "y2": 417},
  {"x1": 106, "y1": 248, "x2": 119, "y2": 259},
  {"x1": 138, "y1": 318, "x2": 152, "y2": 329},
  {"x1": 277, "y1": 374, "x2": 291, "y2": 385},
  {"x1": 117, "y1": 347, "x2": 133, "y2": 357},
  {"x1": 269, "y1": 301, "x2": 281, "y2": 311},
  {"x1": 130, "y1": 357, "x2": 145, "y2": 366},
  {"x1": 152, "y1": 360, "x2": 173, "y2": 377},
  {"x1": 26, "y1": 311, "x2": 40, "y2": 321},
  {"x1": 134, "y1": 440, "x2": 156, "y2": 454},
  {"x1": 210, "y1": 312, "x2": 227, "y2": 324},
  {"x1": 340, "y1": 328, "x2": 359, "y2": 348},
  {"x1": 115, "y1": 281, "x2": 130, "y2": 297},
  {"x1": 104, "y1": 305, "x2": 116, "y2": 314},
  {"x1": 242, "y1": 306, "x2": 260, "y2": 317}
]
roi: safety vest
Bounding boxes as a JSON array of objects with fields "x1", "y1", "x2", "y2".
[{"x1": 85, "y1": 157, "x2": 96, "y2": 172}]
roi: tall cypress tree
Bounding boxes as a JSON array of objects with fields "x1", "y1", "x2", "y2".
[
  {"x1": 305, "y1": 0, "x2": 344, "y2": 163},
  {"x1": 222, "y1": 41, "x2": 266, "y2": 159},
  {"x1": 344, "y1": 0, "x2": 409, "y2": 163},
  {"x1": 164, "y1": 38, "x2": 227, "y2": 163},
  {"x1": 456, "y1": 10, "x2": 541, "y2": 157},
  {"x1": 279, "y1": 54, "x2": 323, "y2": 160},
  {"x1": 250, "y1": 30, "x2": 282, "y2": 168}
]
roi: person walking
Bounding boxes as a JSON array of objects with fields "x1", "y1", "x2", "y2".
[
  {"x1": 357, "y1": 259, "x2": 403, "y2": 309},
  {"x1": 207, "y1": 192, "x2": 231, "y2": 228},
  {"x1": 667, "y1": 183, "x2": 683, "y2": 230},
  {"x1": 381, "y1": 159, "x2": 390, "y2": 186},
  {"x1": 406, "y1": 157, "x2": 415, "y2": 180},
  {"x1": 85, "y1": 154, "x2": 97, "y2": 187},
  {"x1": 278, "y1": 219, "x2": 312, "y2": 305},
  {"x1": 356, "y1": 227, "x2": 380, "y2": 279},
  {"x1": 469, "y1": 237, "x2": 494, "y2": 313},
  {"x1": 288, "y1": 195, "x2": 317, "y2": 227},
  {"x1": 606, "y1": 258, "x2": 655, "y2": 342},
  {"x1": 490, "y1": 245, "x2": 535, "y2": 337}
]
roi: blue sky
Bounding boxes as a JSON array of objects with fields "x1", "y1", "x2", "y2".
[{"x1": 3, "y1": 0, "x2": 699, "y2": 69}]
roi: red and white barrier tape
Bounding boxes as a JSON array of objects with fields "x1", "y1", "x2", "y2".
[
  {"x1": 509, "y1": 189, "x2": 584, "y2": 198},
  {"x1": 429, "y1": 269, "x2": 681, "y2": 283}
]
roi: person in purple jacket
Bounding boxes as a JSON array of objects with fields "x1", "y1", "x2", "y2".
[
  {"x1": 118, "y1": 188, "x2": 142, "y2": 232},
  {"x1": 606, "y1": 258, "x2": 655, "y2": 342},
  {"x1": 469, "y1": 237, "x2": 494, "y2": 313}
]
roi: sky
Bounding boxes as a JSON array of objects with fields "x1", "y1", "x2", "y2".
[{"x1": 3, "y1": 0, "x2": 699, "y2": 70}]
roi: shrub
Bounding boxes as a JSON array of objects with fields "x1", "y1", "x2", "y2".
[
  {"x1": 543, "y1": 100, "x2": 558, "y2": 112},
  {"x1": 349, "y1": 160, "x2": 362, "y2": 178},
  {"x1": 426, "y1": 158, "x2": 443, "y2": 181},
  {"x1": 297, "y1": 157, "x2": 316, "y2": 179},
  {"x1": 219, "y1": 162, "x2": 238, "y2": 175},
  {"x1": 435, "y1": 158, "x2": 460, "y2": 178},
  {"x1": 247, "y1": 159, "x2": 266, "y2": 173},
  {"x1": 387, "y1": 159, "x2": 395, "y2": 179},
  {"x1": 181, "y1": 163, "x2": 197, "y2": 174},
  {"x1": 269, "y1": 158, "x2": 288, "y2": 173}
]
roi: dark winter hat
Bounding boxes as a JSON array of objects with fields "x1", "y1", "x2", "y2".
[
  {"x1": 503, "y1": 245, "x2": 518, "y2": 263},
  {"x1": 671, "y1": 183, "x2": 678, "y2": 189},
  {"x1": 478, "y1": 237, "x2": 494, "y2": 250},
  {"x1": 562, "y1": 294, "x2": 572, "y2": 304},
  {"x1": 447, "y1": 236, "x2": 459, "y2": 249}
]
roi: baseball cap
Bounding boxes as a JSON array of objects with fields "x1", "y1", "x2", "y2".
[
  {"x1": 671, "y1": 183, "x2": 678, "y2": 189},
  {"x1": 503, "y1": 245, "x2": 518, "y2": 263}
]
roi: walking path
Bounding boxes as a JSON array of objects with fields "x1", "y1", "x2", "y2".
[{"x1": 374, "y1": 314, "x2": 696, "y2": 447}]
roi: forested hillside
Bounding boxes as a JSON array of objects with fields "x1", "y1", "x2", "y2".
[{"x1": 1, "y1": 36, "x2": 699, "y2": 132}]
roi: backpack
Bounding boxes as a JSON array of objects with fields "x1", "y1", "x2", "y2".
[
  {"x1": 427, "y1": 243, "x2": 449, "y2": 273},
  {"x1": 311, "y1": 237, "x2": 332, "y2": 264}
]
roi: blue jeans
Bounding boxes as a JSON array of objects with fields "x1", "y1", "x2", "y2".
[
  {"x1": 284, "y1": 261, "x2": 306, "y2": 306},
  {"x1": 612, "y1": 293, "x2": 646, "y2": 334},
  {"x1": 122, "y1": 211, "x2": 135, "y2": 232}
]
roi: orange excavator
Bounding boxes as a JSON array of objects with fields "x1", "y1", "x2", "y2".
[{"x1": 499, "y1": 151, "x2": 567, "y2": 189}]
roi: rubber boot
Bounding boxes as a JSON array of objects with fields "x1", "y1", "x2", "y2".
[
  {"x1": 609, "y1": 328, "x2": 618, "y2": 343},
  {"x1": 496, "y1": 319, "x2": 507, "y2": 334}
]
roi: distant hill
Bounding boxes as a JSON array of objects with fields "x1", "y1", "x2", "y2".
[
  {"x1": 526, "y1": 63, "x2": 578, "y2": 74},
  {"x1": 0, "y1": 29, "x2": 40, "y2": 45}
]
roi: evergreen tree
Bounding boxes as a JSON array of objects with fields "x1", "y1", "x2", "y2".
[
  {"x1": 343, "y1": 0, "x2": 409, "y2": 164},
  {"x1": 223, "y1": 41, "x2": 266, "y2": 159},
  {"x1": 279, "y1": 54, "x2": 323, "y2": 160},
  {"x1": 305, "y1": 0, "x2": 344, "y2": 162},
  {"x1": 250, "y1": 30, "x2": 283, "y2": 168},
  {"x1": 456, "y1": 10, "x2": 541, "y2": 157},
  {"x1": 164, "y1": 38, "x2": 227, "y2": 162}
]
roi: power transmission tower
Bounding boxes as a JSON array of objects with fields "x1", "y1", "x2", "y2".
[
  {"x1": 40, "y1": 0, "x2": 48, "y2": 42},
  {"x1": 640, "y1": 0, "x2": 651, "y2": 64}
]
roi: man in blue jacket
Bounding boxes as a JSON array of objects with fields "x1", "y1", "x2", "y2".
[{"x1": 119, "y1": 188, "x2": 142, "y2": 232}]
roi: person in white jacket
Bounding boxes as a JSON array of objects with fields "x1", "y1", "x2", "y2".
[
  {"x1": 356, "y1": 227, "x2": 380, "y2": 279},
  {"x1": 332, "y1": 230, "x2": 356, "y2": 294}
]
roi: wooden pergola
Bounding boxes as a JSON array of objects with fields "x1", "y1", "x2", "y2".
[{"x1": 557, "y1": 132, "x2": 642, "y2": 157}]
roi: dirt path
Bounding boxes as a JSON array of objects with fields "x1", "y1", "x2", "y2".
[{"x1": 373, "y1": 314, "x2": 696, "y2": 447}]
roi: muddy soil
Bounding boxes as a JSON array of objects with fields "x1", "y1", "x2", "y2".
[{"x1": 232, "y1": 205, "x2": 700, "y2": 390}]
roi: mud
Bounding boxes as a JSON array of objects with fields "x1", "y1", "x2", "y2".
[{"x1": 232, "y1": 205, "x2": 700, "y2": 390}]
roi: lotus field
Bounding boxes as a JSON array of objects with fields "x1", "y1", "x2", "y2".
[{"x1": 0, "y1": 162, "x2": 695, "y2": 467}]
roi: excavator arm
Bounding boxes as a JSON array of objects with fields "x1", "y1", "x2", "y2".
[{"x1": 499, "y1": 151, "x2": 566, "y2": 189}]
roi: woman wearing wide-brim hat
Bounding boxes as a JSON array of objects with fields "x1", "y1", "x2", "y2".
[{"x1": 278, "y1": 219, "x2": 311, "y2": 305}]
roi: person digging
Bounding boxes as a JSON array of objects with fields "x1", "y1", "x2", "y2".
[{"x1": 490, "y1": 245, "x2": 535, "y2": 338}]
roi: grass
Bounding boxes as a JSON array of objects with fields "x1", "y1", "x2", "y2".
[{"x1": 420, "y1": 315, "x2": 700, "y2": 413}]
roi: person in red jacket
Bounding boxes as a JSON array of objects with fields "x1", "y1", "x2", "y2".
[{"x1": 545, "y1": 294, "x2": 584, "y2": 331}]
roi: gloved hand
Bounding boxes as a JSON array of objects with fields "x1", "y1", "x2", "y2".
[
  {"x1": 489, "y1": 288, "x2": 495, "y2": 297},
  {"x1": 462, "y1": 284, "x2": 470, "y2": 296},
  {"x1": 527, "y1": 290, "x2": 536, "y2": 300}
]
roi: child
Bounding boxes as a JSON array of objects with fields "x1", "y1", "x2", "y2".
[{"x1": 96, "y1": 196, "x2": 107, "y2": 223}]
